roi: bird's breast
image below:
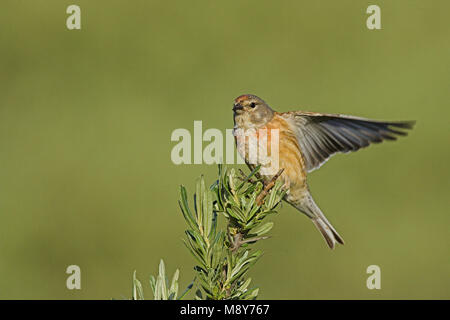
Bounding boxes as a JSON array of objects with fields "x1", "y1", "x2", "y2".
[{"x1": 234, "y1": 114, "x2": 308, "y2": 190}]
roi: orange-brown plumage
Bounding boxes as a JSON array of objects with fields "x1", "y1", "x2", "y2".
[
  {"x1": 266, "y1": 113, "x2": 307, "y2": 189},
  {"x1": 233, "y1": 94, "x2": 415, "y2": 249}
]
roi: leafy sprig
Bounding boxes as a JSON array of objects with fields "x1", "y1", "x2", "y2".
[{"x1": 131, "y1": 165, "x2": 285, "y2": 300}]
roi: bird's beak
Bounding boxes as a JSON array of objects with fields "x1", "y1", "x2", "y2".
[{"x1": 233, "y1": 103, "x2": 243, "y2": 112}]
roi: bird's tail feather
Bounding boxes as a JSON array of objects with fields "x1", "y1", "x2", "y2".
[
  {"x1": 294, "y1": 196, "x2": 344, "y2": 249},
  {"x1": 311, "y1": 217, "x2": 344, "y2": 249}
]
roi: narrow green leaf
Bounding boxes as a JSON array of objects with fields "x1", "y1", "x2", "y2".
[
  {"x1": 158, "y1": 260, "x2": 167, "y2": 300},
  {"x1": 155, "y1": 276, "x2": 161, "y2": 299},
  {"x1": 230, "y1": 251, "x2": 249, "y2": 280},
  {"x1": 169, "y1": 269, "x2": 180, "y2": 298},
  {"x1": 179, "y1": 185, "x2": 197, "y2": 228},
  {"x1": 132, "y1": 271, "x2": 144, "y2": 300},
  {"x1": 195, "y1": 177, "x2": 203, "y2": 230},
  {"x1": 251, "y1": 222, "x2": 274, "y2": 236},
  {"x1": 243, "y1": 288, "x2": 259, "y2": 300},
  {"x1": 149, "y1": 275, "x2": 156, "y2": 295},
  {"x1": 202, "y1": 179, "x2": 213, "y2": 242},
  {"x1": 178, "y1": 279, "x2": 195, "y2": 300},
  {"x1": 195, "y1": 289, "x2": 203, "y2": 300},
  {"x1": 182, "y1": 239, "x2": 207, "y2": 267},
  {"x1": 239, "y1": 277, "x2": 252, "y2": 293},
  {"x1": 157, "y1": 274, "x2": 167, "y2": 300}
]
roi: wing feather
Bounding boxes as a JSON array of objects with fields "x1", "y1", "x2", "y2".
[{"x1": 284, "y1": 112, "x2": 415, "y2": 172}]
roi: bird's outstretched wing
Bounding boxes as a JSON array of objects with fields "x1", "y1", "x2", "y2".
[{"x1": 284, "y1": 111, "x2": 415, "y2": 172}]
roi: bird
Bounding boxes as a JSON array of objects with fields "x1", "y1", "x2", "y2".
[{"x1": 232, "y1": 94, "x2": 415, "y2": 249}]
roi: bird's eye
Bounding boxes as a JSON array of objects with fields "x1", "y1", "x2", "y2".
[{"x1": 250, "y1": 102, "x2": 256, "y2": 108}]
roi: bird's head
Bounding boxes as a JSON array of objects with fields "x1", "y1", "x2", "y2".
[{"x1": 233, "y1": 94, "x2": 274, "y2": 129}]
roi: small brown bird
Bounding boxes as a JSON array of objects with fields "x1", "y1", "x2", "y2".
[{"x1": 233, "y1": 94, "x2": 414, "y2": 249}]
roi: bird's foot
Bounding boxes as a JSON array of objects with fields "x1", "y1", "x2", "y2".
[{"x1": 255, "y1": 168, "x2": 284, "y2": 206}]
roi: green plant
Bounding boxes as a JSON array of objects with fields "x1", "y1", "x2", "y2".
[
  {"x1": 131, "y1": 165, "x2": 285, "y2": 300},
  {"x1": 132, "y1": 260, "x2": 192, "y2": 300}
]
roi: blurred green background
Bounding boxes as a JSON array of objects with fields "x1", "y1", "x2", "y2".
[{"x1": 0, "y1": 0, "x2": 449, "y2": 299}]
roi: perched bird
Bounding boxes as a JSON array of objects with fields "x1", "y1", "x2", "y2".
[{"x1": 233, "y1": 94, "x2": 415, "y2": 249}]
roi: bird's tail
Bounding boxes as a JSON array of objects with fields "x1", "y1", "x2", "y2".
[{"x1": 293, "y1": 196, "x2": 345, "y2": 249}]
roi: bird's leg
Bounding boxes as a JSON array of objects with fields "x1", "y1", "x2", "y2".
[
  {"x1": 256, "y1": 168, "x2": 284, "y2": 206},
  {"x1": 237, "y1": 168, "x2": 256, "y2": 184}
]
